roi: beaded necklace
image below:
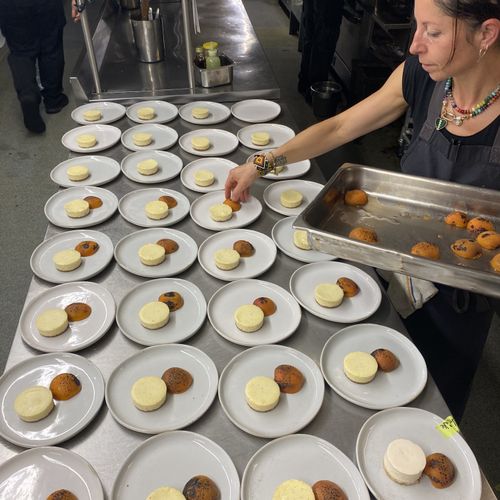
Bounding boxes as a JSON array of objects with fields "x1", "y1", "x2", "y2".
[{"x1": 435, "y1": 77, "x2": 500, "y2": 130}]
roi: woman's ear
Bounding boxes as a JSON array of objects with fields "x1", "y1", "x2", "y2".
[{"x1": 479, "y1": 18, "x2": 500, "y2": 48}]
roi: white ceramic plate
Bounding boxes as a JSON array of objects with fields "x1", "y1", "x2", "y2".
[
  {"x1": 0, "y1": 447, "x2": 104, "y2": 500},
  {"x1": 44, "y1": 186, "x2": 118, "y2": 229},
  {"x1": 112, "y1": 430, "x2": 240, "y2": 500},
  {"x1": 121, "y1": 150, "x2": 183, "y2": 184},
  {"x1": 106, "y1": 344, "x2": 217, "y2": 433},
  {"x1": 190, "y1": 190, "x2": 262, "y2": 231},
  {"x1": 179, "y1": 101, "x2": 231, "y2": 125},
  {"x1": 320, "y1": 324, "x2": 427, "y2": 409},
  {"x1": 71, "y1": 101, "x2": 126, "y2": 125},
  {"x1": 218, "y1": 345, "x2": 324, "y2": 437},
  {"x1": 118, "y1": 188, "x2": 190, "y2": 228},
  {"x1": 272, "y1": 216, "x2": 336, "y2": 263},
  {"x1": 114, "y1": 228, "x2": 197, "y2": 278},
  {"x1": 179, "y1": 129, "x2": 239, "y2": 156},
  {"x1": 0, "y1": 353, "x2": 104, "y2": 448},
  {"x1": 241, "y1": 434, "x2": 370, "y2": 500},
  {"x1": 180, "y1": 157, "x2": 238, "y2": 193},
  {"x1": 208, "y1": 279, "x2": 301, "y2": 346},
  {"x1": 30, "y1": 230, "x2": 114, "y2": 284},
  {"x1": 19, "y1": 281, "x2": 115, "y2": 353},
  {"x1": 126, "y1": 100, "x2": 179, "y2": 124},
  {"x1": 263, "y1": 179, "x2": 324, "y2": 216},
  {"x1": 50, "y1": 155, "x2": 121, "y2": 187},
  {"x1": 198, "y1": 229, "x2": 277, "y2": 281},
  {"x1": 121, "y1": 124, "x2": 178, "y2": 151},
  {"x1": 61, "y1": 124, "x2": 121, "y2": 153},
  {"x1": 290, "y1": 262, "x2": 382, "y2": 323},
  {"x1": 246, "y1": 150, "x2": 311, "y2": 180},
  {"x1": 231, "y1": 99, "x2": 281, "y2": 123},
  {"x1": 116, "y1": 278, "x2": 206, "y2": 346},
  {"x1": 237, "y1": 123, "x2": 295, "y2": 150},
  {"x1": 356, "y1": 407, "x2": 481, "y2": 500}
]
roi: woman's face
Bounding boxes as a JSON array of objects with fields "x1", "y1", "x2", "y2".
[{"x1": 410, "y1": 0, "x2": 479, "y2": 80}]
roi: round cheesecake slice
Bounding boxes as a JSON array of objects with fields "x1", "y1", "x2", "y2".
[
  {"x1": 245, "y1": 376, "x2": 280, "y2": 412},
  {"x1": 384, "y1": 438, "x2": 426, "y2": 485}
]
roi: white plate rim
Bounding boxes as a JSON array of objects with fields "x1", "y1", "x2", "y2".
[
  {"x1": 118, "y1": 188, "x2": 190, "y2": 228},
  {"x1": 115, "y1": 277, "x2": 207, "y2": 346},
  {"x1": 197, "y1": 229, "x2": 277, "y2": 281},
  {"x1": 71, "y1": 102, "x2": 126, "y2": 125},
  {"x1": 189, "y1": 190, "x2": 263, "y2": 231},
  {"x1": 178, "y1": 101, "x2": 231, "y2": 125},
  {"x1": 50, "y1": 155, "x2": 121, "y2": 188},
  {"x1": 218, "y1": 344, "x2": 325, "y2": 437},
  {"x1": 0, "y1": 352, "x2": 105, "y2": 448},
  {"x1": 180, "y1": 157, "x2": 238, "y2": 193},
  {"x1": 44, "y1": 186, "x2": 119, "y2": 229},
  {"x1": 105, "y1": 344, "x2": 218, "y2": 433},
  {"x1": 19, "y1": 281, "x2": 116, "y2": 353},
  {"x1": 289, "y1": 261, "x2": 383, "y2": 323},
  {"x1": 263, "y1": 179, "x2": 324, "y2": 216},
  {"x1": 272, "y1": 216, "x2": 336, "y2": 263},
  {"x1": 61, "y1": 124, "x2": 121, "y2": 153},
  {"x1": 237, "y1": 123, "x2": 295, "y2": 150},
  {"x1": 207, "y1": 278, "x2": 302, "y2": 346},
  {"x1": 0, "y1": 446, "x2": 104, "y2": 500},
  {"x1": 111, "y1": 430, "x2": 240, "y2": 500},
  {"x1": 355, "y1": 407, "x2": 482, "y2": 500},
  {"x1": 178, "y1": 129, "x2": 239, "y2": 157},
  {"x1": 29, "y1": 230, "x2": 114, "y2": 284},
  {"x1": 126, "y1": 100, "x2": 179, "y2": 124},
  {"x1": 230, "y1": 99, "x2": 281, "y2": 123},
  {"x1": 121, "y1": 124, "x2": 179, "y2": 151},
  {"x1": 113, "y1": 227, "x2": 198, "y2": 278},
  {"x1": 240, "y1": 433, "x2": 370, "y2": 500},
  {"x1": 120, "y1": 150, "x2": 183, "y2": 184},
  {"x1": 319, "y1": 323, "x2": 428, "y2": 409}
]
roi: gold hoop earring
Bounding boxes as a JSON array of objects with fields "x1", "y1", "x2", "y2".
[{"x1": 478, "y1": 46, "x2": 488, "y2": 61}]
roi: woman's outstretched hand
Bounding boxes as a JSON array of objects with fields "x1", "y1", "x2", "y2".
[{"x1": 224, "y1": 163, "x2": 259, "y2": 202}]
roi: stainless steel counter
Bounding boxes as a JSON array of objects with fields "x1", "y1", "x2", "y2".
[
  {"x1": 0, "y1": 105, "x2": 495, "y2": 499},
  {"x1": 70, "y1": 0, "x2": 280, "y2": 103}
]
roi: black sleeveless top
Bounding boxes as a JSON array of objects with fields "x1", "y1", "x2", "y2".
[{"x1": 401, "y1": 56, "x2": 500, "y2": 189}]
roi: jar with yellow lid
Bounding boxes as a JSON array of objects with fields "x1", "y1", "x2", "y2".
[{"x1": 202, "y1": 41, "x2": 218, "y2": 56}]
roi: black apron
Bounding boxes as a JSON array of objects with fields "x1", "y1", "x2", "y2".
[
  {"x1": 399, "y1": 81, "x2": 499, "y2": 421},
  {"x1": 401, "y1": 80, "x2": 500, "y2": 189}
]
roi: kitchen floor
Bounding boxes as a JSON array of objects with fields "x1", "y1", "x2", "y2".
[{"x1": 0, "y1": 0, "x2": 498, "y2": 492}]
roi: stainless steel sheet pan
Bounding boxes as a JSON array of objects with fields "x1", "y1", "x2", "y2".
[{"x1": 295, "y1": 164, "x2": 500, "y2": 298}]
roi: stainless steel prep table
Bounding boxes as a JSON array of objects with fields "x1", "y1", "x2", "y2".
[
  {"x1": 71, "y1": 0, "x2": 281, "y2": 102},
  {"x1": 0, "y1": 104, "x2": 495, "y2": 499}
]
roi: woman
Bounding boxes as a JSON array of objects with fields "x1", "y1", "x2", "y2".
[{"x1": 225, "y1": 0, "x2": 499, "y2": 420}]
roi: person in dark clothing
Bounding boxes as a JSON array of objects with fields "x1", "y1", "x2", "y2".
[
  {"x1": 0, "y1": 0, "x2": 68, "y2": 133},
  {"x1": 297, "y1": 0, "x2": 344, "y2": 102},
  {"x1": 226, "y1": 0, "x2": 500, "y2": 421}
]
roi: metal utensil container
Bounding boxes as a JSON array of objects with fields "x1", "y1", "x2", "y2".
[
  {"x1": 194, "y1": 54, "x2": 234, "y2": 88},
  {"x1": 294, "y1": 163, "x2": 500, "y2": 298},
  {"x1": 131, "y1": 16, "x2": 165, "y2": 63}
]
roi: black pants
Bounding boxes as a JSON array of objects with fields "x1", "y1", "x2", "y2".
[
  {"x1": 298, "y1": 0, "x2": 344, "y2": 94},
  {"x1": 0, "y1": 0, "x2": 66, "y2": 106},
  {"x1": 404, "y1": 285, "x2": 493, "y2": 422}
]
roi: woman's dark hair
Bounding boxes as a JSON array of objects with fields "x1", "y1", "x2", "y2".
[{"x1": 434, "y1": 0, "x2": 499, "y2": 28}]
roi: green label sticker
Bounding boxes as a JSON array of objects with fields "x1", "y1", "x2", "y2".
[{"x1": 436, "y1": 416, "x2": 459, "y2": 438}]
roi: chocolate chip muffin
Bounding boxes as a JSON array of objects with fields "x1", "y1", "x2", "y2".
[
  {"x1": 444, "y1": 210, "x2": 468, "y2": 228},
  {"x1": 344, "y1": 189, "x2": 368, "y2": 207},
  {"x1": 450, "y1": 239, "x2": 482, "y2": 259},
  {"x1": 423, "y1": 453, "x2": 455, "y2": 489},
  {"x1": 161, "y1": 367, "x2": 193, "y2": 394},
  {"x1": 50, "y1": 373, "x2": 82, "y2": 400},
  {"x1": 411, "y1": 241, "x2": 440, "y2": 260},
  {"x1": 274, "y1": 364, "x2": 305, "y2": 394}
]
